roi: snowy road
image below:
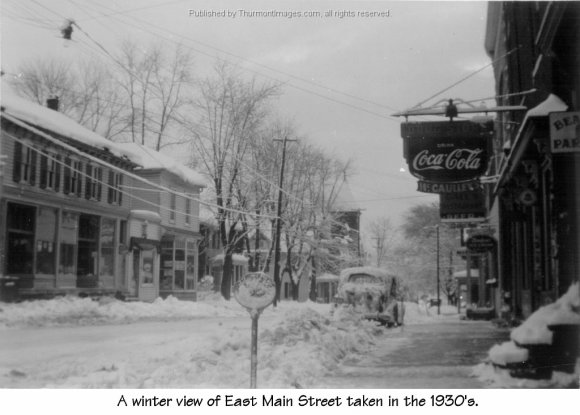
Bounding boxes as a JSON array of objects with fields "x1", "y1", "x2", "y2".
[
  {"x1": 320, "y1": 321, "x2": 511, "y2": 388},
  {"x1": 0, "y1": 315, "x2": 275, "y2": 388}
]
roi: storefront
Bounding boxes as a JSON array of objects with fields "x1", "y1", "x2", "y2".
[
  {"x1": 3, "y1": 200, "x2": 126, "y2": 297},
  {"x1": 159, "y1": 234, "x2": 198, "y2": 301}
]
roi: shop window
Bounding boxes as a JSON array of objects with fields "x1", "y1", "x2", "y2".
[
  {"x1": 160, "y1": 240, "x2": 174, "y2": 291},
  {"x1": 174, "y1": 240, "x2": 185, "y2": 290},
  {"x1": 60, "y1": 211, "x2": 78, "y2": 278},
  {"x1": 99, "y1": 218, "x2": 116, "y2": 283},
  {"x1": 12, "y1": 142, "x2": 37, "y2": 185},
  {"x1": 77, "y1": 214, "x2": 99, "y2": 286},
  {"x1": 160, "y1": 238, "x2": 196, "y2": 291},
  {"x1": 6, "y1": 203, "x2": 36, "y2": 277},
  {"x1": 35, "y1": 207, "x2": 57, "y2": 275},
  {"x1": 186, "y1": 240, "x2": 196, "y2": 290}
]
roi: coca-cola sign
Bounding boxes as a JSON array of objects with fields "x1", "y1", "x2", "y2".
[{"x1": 401, "y1": 120, "x2": 492, "y2": 183}]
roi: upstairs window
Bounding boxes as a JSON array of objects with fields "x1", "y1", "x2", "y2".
[
  {"x1": 12, "y1": 141, "x2": 37, "y2": 185},
  {"x1": 170, "y1": 192, "x2": 176, "y2": 222},
  {"x1": 40, "y1": 152, "x2": 61, "y2": 192},
  {"x1": 85, "y1": 165, "x2": 103, "y2": 201},
  {"x1": 107, "y1": 171, "x2": 123, "y2": 205},
  {"x1": 63, "y1": 158, "x2": 83, "y2": 197},
  {"x1": 185, "y1": 197, "x2": 191, "y2": 226}
]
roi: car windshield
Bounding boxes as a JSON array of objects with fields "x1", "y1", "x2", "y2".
[{"x1": 347, "y1": 273, "x2": 382, "y2": 284}]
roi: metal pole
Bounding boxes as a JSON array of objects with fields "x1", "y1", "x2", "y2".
[
  {"x1": 272, "y1": 137, "x2": 297, "y2": 306},
  {"x1": 437, "y1": 224, "x2": 441, "y2": 315},
  {"x1": 250, "y1": 313, "x2": 258, "y2": 388}
]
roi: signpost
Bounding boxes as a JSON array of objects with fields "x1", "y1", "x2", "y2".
[{"x1": 233, "y1": 272, "x2": 276, "y2": 389}]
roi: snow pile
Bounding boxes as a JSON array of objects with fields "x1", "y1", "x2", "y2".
[
  {"x1": 488, "y1": 341, "x2": 529, "y2": 366},
  {"x1": 511, "y1": 283, "x2": 580, "y2": 345},
  {"x1": 475, "y1": 283, "x2": 580, "y2": 388},
  {"x1": 0, "y1": 295, "x2": 246, "y2": 329},
  {"x1": 473, "y1": 361, "x2": 580, "y2": 389}
]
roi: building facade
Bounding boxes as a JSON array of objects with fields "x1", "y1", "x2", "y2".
[
  {"x1": 485, "y1": 1, "x2": 580, "y2": 318},
  {"x1": 0, "y1": 92, "x2": 206, "y2": 302}
]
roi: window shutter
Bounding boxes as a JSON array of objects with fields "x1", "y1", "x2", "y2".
[
  {"x1": 97, "y1": 168, "x2": 103, "y2": 201},
  {"x1": 40, "y1": 153, "x2": 48, "y2": 189},
  {"x1": 118, "y1": 175, "x2": 123, "y2": 206},
  {"x1": 13, "y1": 141, "x2": 22, "y2": 182},
  {"x1": 76, "y1": 163, "x2": 83, "y2": 196},
  {"x1": 29, "y1": 149, "x2": 37, "y2": 186},
  {"x1": 63, "y1": 157, "x2": 71, "y2": 194},
  {"x1": 54, "y1": 155, "x2": 61, "y2": 193},
  {"x1": 85, "y1": 164, "x2": 92, "y2": 199},
  {"x1": 107, "y1": 171, "x2": 114, "y2": 203}
]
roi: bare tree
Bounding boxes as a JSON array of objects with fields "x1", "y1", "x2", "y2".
[
  {"x1": 367, "y1": 216, "x2": 397, "y2": 267},
  {"x1": 185, "y1": 62, "x2": 280, "y2": 300},
  {"x1": 117, "y1": 41, "x2": 193, "y2": 149}
]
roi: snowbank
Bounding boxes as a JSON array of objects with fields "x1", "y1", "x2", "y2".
[
  {"x1": 476, "y1": 283, "x2": 580, "y2": 388},
  {"x1": 511, "y1": 283, "x2": 580, "y2": 345}
]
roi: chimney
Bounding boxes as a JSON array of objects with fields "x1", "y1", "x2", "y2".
[{"x1": 46, "y1": 96, "x2": 59, "y2": 111}]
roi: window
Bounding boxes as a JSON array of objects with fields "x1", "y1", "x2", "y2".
[
  {"x1": 186, "y1": 240, "x2": 196, "y2": 290},
  {"x1": 185, "y1": 197, "x2": 191, "y2": 226},
  {"x1": 64, "y1": 159, "x2": 83, "y2": 196},
  {"x1": 60, "y1": 211, "x2": 78, "y2": 279},
  {"x1": 170, "y1": 192, "x2": 176, "y2": 222},
  {"x1": 40, "y1": 153, "x2": 61, "y2": 191},
  {"x1": 99, "y1": 218, "x2": 116, "y2": 286},
  {"x1": 35, "y1": 207, "x2": 57, "y2": 275},
  {"x1": 6, "y1": 203, "x2": 36, "y2": 277},
  {"x1": 77, "y1": 214, "x2": 99, "y2": 286},
  {"x1": 12, "y1": 142, "x2": 37, "y2": 185},
  {"x1": 85, "y1": 166, "x2": 103, "y2": 200},
  {"x1": 107, "y1": 171, "x2": 123, "y2": 205}
]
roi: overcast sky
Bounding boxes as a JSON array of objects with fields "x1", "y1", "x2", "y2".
[{"x1": 1, "y1": 0, "x2": 495, "y2": 242}]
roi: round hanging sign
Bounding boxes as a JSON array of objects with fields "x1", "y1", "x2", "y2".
[{"x1": 234, "y1": 272, "x2": 276, "y2": 312}]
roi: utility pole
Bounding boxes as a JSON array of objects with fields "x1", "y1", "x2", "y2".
[
  {"x1": 436, "y1": 224, "x2": 441, "y2": 315},
  {"x1": 272, "y1": 136, "x2": 296, "y2": 306}
]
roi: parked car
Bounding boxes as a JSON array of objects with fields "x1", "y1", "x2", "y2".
[{"x1": 333, "y1": 266, "x2": 404, "y2": 327}]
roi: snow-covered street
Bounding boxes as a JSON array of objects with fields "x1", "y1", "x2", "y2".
[{"x1": 0, "y1": 295, "x2": 474, "y2": 388}]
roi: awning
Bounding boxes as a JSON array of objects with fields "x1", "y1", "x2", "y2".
[
  {"x1": 130, "y1": 237, "x2": 160, "y2": 252},
  {"x1": 495, "y1": 94, "x2": 568, "y2": 194}
]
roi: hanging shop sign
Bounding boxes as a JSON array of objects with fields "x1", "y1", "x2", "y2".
[
  {"x1": 401, "y1": 120, "x2": 492, "y2": 183},
  {"x1": 417, "y1": 179, "x2": 481, "y2": 194},
  {"x1": 439, "y1": 189, "x2": 486, "y2": 223},
  {"x1": 465, "y1": 234, "x2": 497, "y2": 253},
  {"x1": 550, "y1": 111, "x2": 580, "y2": 153}
]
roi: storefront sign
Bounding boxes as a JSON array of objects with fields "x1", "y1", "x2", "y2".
[
  {"x1": 417, "y1": 179, "x2": 480, "y2": 194},
  {"x1": 550, "y1": 111, "x2": 580, "y2": 153},
  {"x1": 466, "y1": 234, "x2": 496, "y2": 253},
  {"x1": 401, "y1": 120, "x2": 492, "y2": 182},
  {"x1": 439, "y1": 190, "x2": 486, "y2": 222}
]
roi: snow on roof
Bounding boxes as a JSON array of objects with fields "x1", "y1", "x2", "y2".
[
  {"x1": 1, "y1": 91, "x2": 206, "y2": 188},
  {"x1": 526, "y1": 93, "x2": 568, "y2": 118},
  {"x1": 116, "y1": 142, "x2": 206, "y2": 188},
  {"x1": 129, "y1": 210, "x2": 162, "y2": 222},
  {"x1": 1, "y1": 90, "x2": 134, "y2": 161},
  {"x1": 210, "y1": 254, "x2": 249, "y2": 264},
  {"x1": 453, "y1": 269, "x2": 480, "y2": 278},
  {"x1": 317, "y1": 273, "x2": 340, "y2": 283}
]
